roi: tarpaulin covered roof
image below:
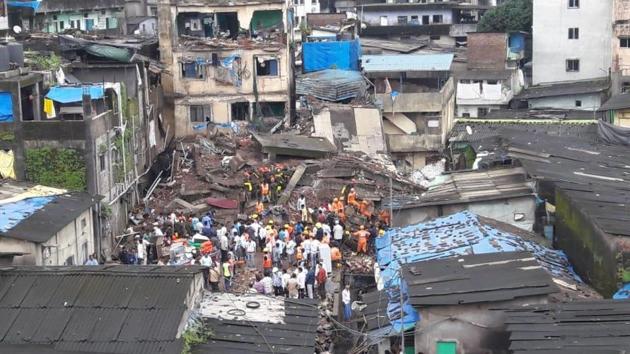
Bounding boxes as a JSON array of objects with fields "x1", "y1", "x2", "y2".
[
  {"x1": 361, "y1": 53, "x2": 453, "y2": 73},
  {"x1": 0, "y1": 196, "x2": 56, "y2": 234},
  {"x1": 0, "y1": 92, "x2": 13, "y2": 122},
  {"x1": 7, "y1": 1, "x2": 41, "y2": 9},
  {"x1": 303, "y1": 39, "x2": 361, "y2": 73},
  {"x1": 46, "y1": 85, "x2": 104, "y2": 103}
]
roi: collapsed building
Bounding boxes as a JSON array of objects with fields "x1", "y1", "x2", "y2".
[{"x1": 158, "y1": 0, "x2": 293, "y2": 137}]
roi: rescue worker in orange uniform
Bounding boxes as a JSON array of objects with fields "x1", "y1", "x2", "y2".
[
  {"x1": 359, "y1": 200, "x2": 372, "y2": 219},
  {"x1": 332, "y1": 198, "x2": 344, "y2": 215},
  {"x1": 353, "y1": 225, "x2": 370, "y2": 254},
  {"x1": 347, "y1": 188, "x2": 360, "y2": 208},
  {"x1": 255, "y1": 200, "x2": 264, "y2": 215},
  {"x1": 379, "y1": 209, "x2": 391, "y2": 226},
  {"x1": 261, "y1": 181, "x2": 270, "y2": 203}
]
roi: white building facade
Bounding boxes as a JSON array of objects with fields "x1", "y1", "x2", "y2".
[{"x1": 532, "y1": 0, "x2": 613, "y2": 85}]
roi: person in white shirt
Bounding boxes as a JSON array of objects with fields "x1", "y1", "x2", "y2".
[
  {"x1": 220, "y1": 233, "x2": 229, "y2": 261},
  {"x1": 342, "y1": 284, "x2": 352, "y2": 321},
  {"x1": 310, "y1": 238, "x2": 320, "y2": 266},
  {"x1": 262, "y1": 273, "x2": 273, "y2": 295},
  {"x1": 333, "y1": 221, "x2": 343, "y2": 243},
  {"x1": 281, "y1": 268, "x2": 291, "y2": 297},
  {"x1": 246, "y1": 238, "x2": 257, "y2": 268},
  {"x1": 319, "y1": 241, "x2": 332, "y2": 274},
  {"x1": 322, "y1": 223, "x2": 331, "y2": 237},
  {"x1": 135, "y1": 236, "x2": 150, "y2": 265},
  {"x1": 296, "y1": 267, "x2": 306, "y2": 298},
  {"x1": 285, "y1": 237, "x2": 296, "y2": 266},
  {"x1": 297, "y1": 194, "x2": 306, "y2": 212},
  {"x1": 302, "y1": 237, "x2": 312, "y2": 262}
]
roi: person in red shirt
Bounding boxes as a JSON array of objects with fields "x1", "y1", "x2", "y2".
[{"x1": 316, "y1": 262, "x2": 328, "y2": 300}]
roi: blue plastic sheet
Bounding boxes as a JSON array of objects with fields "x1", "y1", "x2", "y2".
[
  {"x1": 614, "y1": 283, "x2": 630, "y2": 299},
  {"x1": 7, "y1": 1, "x2": 41, "y2": 9},
  {"x1": 46, "y1": 85, "x2": 105, "y2": 103},
  {"x1": 0, "y1": 196, "x2": 56, "y2": 233},
  {"x1": 303, "y1": 39, "x2": 361, "y2": 73},
  {"x1": 0, "y1": 92, "x2": 13, "y2": 122}
]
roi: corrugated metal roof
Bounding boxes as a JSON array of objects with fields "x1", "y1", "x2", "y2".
[
  {"x1": 375, "y1": 211, "x2": 587, "y2": 293},
  {"x1": 0, "y1": 266, "x2": 203, "y2": 354},
  {"x1": 195, "y1": 294, "x2": 319, "y2": 354},
  {"x1": 506, "y1": 300, "x2": 630, "y2": 354},
  {"x1": 402, "y1": 252, "x2": 558, "y2": 306},
  {"x1": 361, "y1": 53, "x2": 453, "y2": 73}
]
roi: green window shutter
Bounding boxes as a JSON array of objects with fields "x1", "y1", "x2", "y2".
[{"x1": 436, "y1": 341, "x2": 457, "y2": 354}]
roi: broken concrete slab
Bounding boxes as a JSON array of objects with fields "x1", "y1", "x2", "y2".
[{"x1": 278, "y1": 164, "x2": 307, "y2": 205}]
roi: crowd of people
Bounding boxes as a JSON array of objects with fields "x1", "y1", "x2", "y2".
[{"x1": 117, "y1": 163, "x2": 392, "y2": 322}]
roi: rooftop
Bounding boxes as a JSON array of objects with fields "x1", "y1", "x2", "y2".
[
  {"x1": 0, "y1": 265, "x2": 204, "y2": 354},
  {"x1": 295, "y1": 69, "x2": 367, "y2": 102},
  {"x1": 599, "y1": 92, "x2": 630, "y2": 111},
  {"x1": 449, "y1": 120, "x2": 630, "y2": 238},
  {"x1": 253, "y1": 133, "x2": 337, "y2": 158},
  {"x1": 194, "y1": 293, "x2": 319, "y2": 354},
  {"x1": 0, "y1": 182, "x2": 97, "y2": 243},
  {"x1": 515, "y1": 78, "x2": 610, "y2": 100},
  {"x1": 381, "y1": 167, "x2": 534, "y2": 210},
  {"x1": 505, "y1": 300, "x2": 630, "y2": 353},
  {"x1": 361, "y1": 54, "x2": 454, "y2": 73},
  {"x1": 375, "y1": 211, "x2": 596, "y2": 298},
  {"x1": 35, "y1": 0, "x2": 125, "y2": 13},
  {"x1": 402, "y1": 251, "x2": 558, "y2": 306}
]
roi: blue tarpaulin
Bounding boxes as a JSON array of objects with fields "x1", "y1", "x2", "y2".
[
  {"x1": 614, "y1": 283, "x2": 630, "y2": 299},
  {"x1": 0, "y1": 196, "x2": 56, "y2": 233},
  {"x1": 7, "y1": 1, "x2": 41, "y2": 9},
  {"x1": 46, "y1": 85, "x2": 105, "y2": 104},
  {"x1": 303, "y1": 39, "x2": 361, "y2": 73},
  {"x1": 0, "y1": 92, "x2": 13, "y2": 122}
]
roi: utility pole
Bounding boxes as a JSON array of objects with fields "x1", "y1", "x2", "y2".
[
  {"x1": 399, "y1": 260, "x2": 405, "y2": 354},
  {"x1": 389, "y1": 176, "x2": 393, "y2": 226}
]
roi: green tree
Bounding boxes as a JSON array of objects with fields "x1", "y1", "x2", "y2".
[{"x1": 477, "y1": 0, "x2": 532, "y2": 33}]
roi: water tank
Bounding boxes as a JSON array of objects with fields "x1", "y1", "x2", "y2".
[
  {"x1": 0, "y1": 46, "x2": 11, "y2": 72},
  {"x1": 7, "y1": 42, "x2": 23, "y2": 67}
]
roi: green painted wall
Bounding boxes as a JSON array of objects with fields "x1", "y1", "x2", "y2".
[
  {"x1": 43, "y1": 10, "x2": 122, "y2": 33},
  {"x1": 555, "y1": 188, "x2": 620, "y2": 297}
]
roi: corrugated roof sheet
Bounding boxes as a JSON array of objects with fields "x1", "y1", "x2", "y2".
[
  {"x1": 381, "y1": 167, "x2": 534, "y2": 210},
  {"x1": 296, "y1": 69, "x2": 367, "y2": 101},
  {"x1": 361, "y1": 53, "x2": 453, "y2": 73},
  {"x1": 0, "y1": 266, "x2": 203, "y2": 354},
  {"x1": 506, "y1": 300, "x2": 630, "y2": 353},
  {"x1": 402, "y1": 252, "x2": 558, "y2": 306},
  {"x1": 0, "y1": 193, "x2": 98, "y2": 243},
  {"x1": 599, "y1": 92, "x2": 630, "y2": 111},
  {"x1": 375, "y1": 211, "x2": 587, "y2": 293},
  {"x1": 515, "y1": 78, "x2": 609, "y2": 99},
  {"x1": 194, "y1": 294, "x2": 319, "y2": 354}
]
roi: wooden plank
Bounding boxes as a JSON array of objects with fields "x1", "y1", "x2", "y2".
[{"x1": 277, "y1": 164, "x2": 307, "y2": 205}]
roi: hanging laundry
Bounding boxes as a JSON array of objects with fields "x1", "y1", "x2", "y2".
[{"x1": 43, "y1": 98, "x2": 56, "y2": 119}]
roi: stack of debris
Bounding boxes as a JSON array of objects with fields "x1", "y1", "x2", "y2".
[{"x1": 317, "y1": 299, "x2": 335, "y2": 353}]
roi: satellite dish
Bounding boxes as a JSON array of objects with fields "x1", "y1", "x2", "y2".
[
  {"x1": 466, "y1": 125, "x2": 473, "y2": 135},
  {"x1": 13, "y1": 26, "x2": 22, "y2": 34}
]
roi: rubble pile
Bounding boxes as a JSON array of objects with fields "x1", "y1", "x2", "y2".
[
  {"x1": 343, "y1": 254, "x2": 376, "y2": 274},
  {"x1": 316, "y1": 299, "x2": 335, "y2": 353}
]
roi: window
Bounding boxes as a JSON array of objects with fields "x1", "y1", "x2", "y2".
[
  {"x1": 621, "y1": 37, "x2": 630, "y2": 48},
  {"x1": 81, "y1": 217, "x2": 87, "y2": 229},
  {"x1": 83, "y1": 13, "x2": 89, "y2": 18},
  {"x1": 397, "y1": 16, "x2": 408, "y2": 25},
  {"x1": 568, "y1": 0, "x2": 579, "y2": 8},
  {"x1": 568, "y1": 27, "x2": 579, "y2": 39},
  {"x1": 380, "y1": 16, "x2": 388, "y2": 26},
  {"x1": 101, "y1": 10, "x2": 106, "y2": 15},
  {"x1": 478, "y1": 107, "x2": 488, "y2": 116},
  {"x1": 59, "y1": 21, "x2": 65, "y2": 30},
  {"x1": 566, "y1": 59, "x2": 580, "y2": 72},
  {"x1": 255, "y1": 57, "x2": 279, "y2": 76},
  {"x1": 422, "y1": 15, "x2": 430, "y2": 24},
  {"x1": 575, "y1": 100, "x2": 582, "y2": 107},
  {"x1": 105, "y1": 18, "x2": 110, "y2": 29},
  {"x1": 64, "y1": 256, "x2": 74, "y2": 266},
  {"x1": 436, "y1": 341, "x2": 457, "y2": 354},
  {"x1": 410, "y1": 15, "x2": 419, "y2": 24},
  {"x1": 53, "y1": 15, "x2": 58, "y2": 20},
  {"x1": 99, "y1": 153, "x2": 106, "y2": 172},
  {"x1": 190, "y1": 105, "x2": 209, "y2": 123},
  {"x1": 231, "y1": 102, "x2": 250, "y2": 121},
  {"x1": 432, "y1": 15, "x2": 443, "y2": 23},
  {"x1": 181, "y1": 62, "x2": 205, "y2": 79}
]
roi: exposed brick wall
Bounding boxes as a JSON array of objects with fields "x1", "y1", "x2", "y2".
[{"x1": 467, "y1": 32, "x2": 507, "y2": 70}]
